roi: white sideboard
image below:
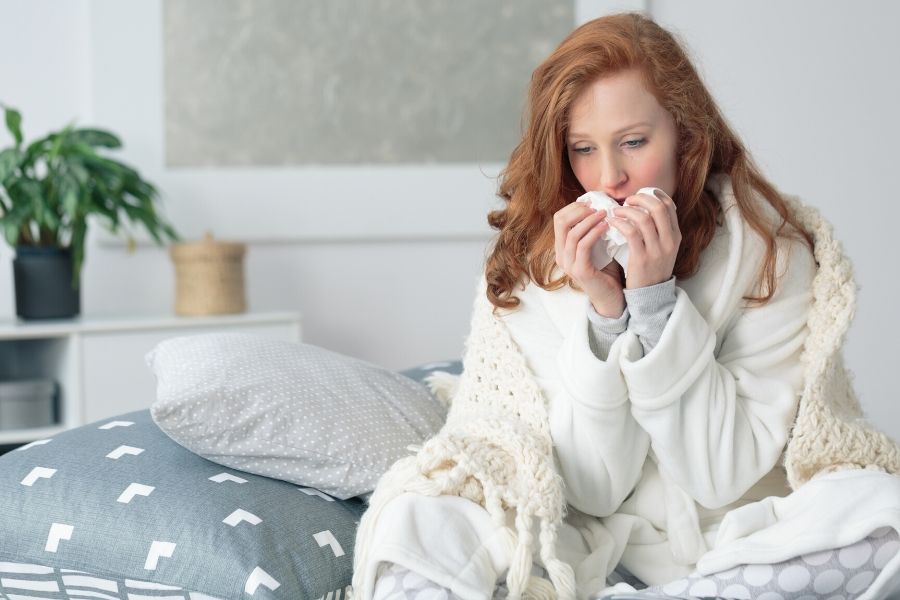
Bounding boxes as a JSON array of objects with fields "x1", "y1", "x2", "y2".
[{"x1": 0, "y1": 311, "x2": 302, "y2": 445}]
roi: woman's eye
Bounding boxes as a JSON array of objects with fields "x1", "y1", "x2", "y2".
[
  {"x1": 573, "y1": 146, "x2": 593, "y2": 155},
  {"x1": 623, "y1": 138, "x2": 646, "y2": 149}
]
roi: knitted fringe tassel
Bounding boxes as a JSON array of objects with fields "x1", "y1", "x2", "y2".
[
  {"x1": 504, "y1": 510, "x2": 576, "y2": 600},
  {"x1": 505, "y1": 509, "x2": 534, "y2": 600},
  {"x1": 540, "y1": 517, "x2": 576, "y2": 600},
  {"x1": 423, "y1": 371, "x2": 460, "y2": 408},
  {"x1": 524, "y1": 576, "x2": 556, "y2": 600}
]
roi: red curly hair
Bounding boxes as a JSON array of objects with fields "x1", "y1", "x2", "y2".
[{"x1": 485, "y1": 12, "x2": 813, "y2": 310}]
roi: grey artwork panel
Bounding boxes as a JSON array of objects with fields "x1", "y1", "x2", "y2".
[{"x1": 163, "y1": 0, "x2": 573, "y2": 166}]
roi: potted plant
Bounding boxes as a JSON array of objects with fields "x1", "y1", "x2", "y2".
[{"x1": 0, "y1": 104, "x2": 178, "y2": 319}]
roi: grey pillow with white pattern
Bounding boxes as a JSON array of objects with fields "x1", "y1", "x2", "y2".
[
  {"x1": 146, "y1": 333, "x2": 448, "y2": 499},
  {"x1": 0, "y1": 409, "x2": 365, "y2": 600}
]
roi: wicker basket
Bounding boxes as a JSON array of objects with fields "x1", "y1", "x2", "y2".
[{"x1": 169, "y1": 232, "x2": 247, "y2": 316}]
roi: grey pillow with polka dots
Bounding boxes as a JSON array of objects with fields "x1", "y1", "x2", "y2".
[{"x1": 147, "y1": 333, "x2": 448, "y2": 499}]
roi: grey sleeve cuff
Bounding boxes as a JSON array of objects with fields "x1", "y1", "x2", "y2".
[
  {"x1": 624, "y1": 276, "x2": 677, "y2": 354},
  {"x1": 586, "y1": 299, "x2": 629, "y2": 361}
]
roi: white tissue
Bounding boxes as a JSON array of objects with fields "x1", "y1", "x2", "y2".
[{"x1": 575, "y1": 187, "x2": 667, "y2": 274}]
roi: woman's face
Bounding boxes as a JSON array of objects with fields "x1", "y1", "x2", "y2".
[{"x1": 566, "y1": 69, "x2": 679, "y2": 204}]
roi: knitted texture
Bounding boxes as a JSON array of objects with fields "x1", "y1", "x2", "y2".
[
  {"x1": 782, "y1": 195, "x2": 900, "y2": 485},
  {"x1": 352, "y1": 194, "x2": 900, "y2": 600}
]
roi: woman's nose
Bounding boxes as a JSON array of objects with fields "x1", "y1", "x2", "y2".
[{"x1": 600, "y1": 156, "x2": 627, "y2": 191}]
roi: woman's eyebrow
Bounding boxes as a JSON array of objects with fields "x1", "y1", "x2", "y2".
[
  {"x1": 613, "y1": 120, "x2": 652, "y2": 134},
  {"x1": 567, "y1": 121, "x2": 653, "y2": 141}
]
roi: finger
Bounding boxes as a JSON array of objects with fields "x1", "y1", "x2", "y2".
[
  {"x1": 611, "y1": 204, "x2": 659, "y2": 254},
  {"x1": 655, "y1": 189, "x2": 679, "y2": 233},
  {"x1": 565, "y1": 209, "x2": 607, "y2": 268},
  {"x1": 554, "y1": 204, "x2": 596, "y2": 265},
  {"x1": 641, "y1": 189, "x2": 680, "y2": 238},
  {"x1": 571, "y1": 208, "x2": 608, "y2": 239},
  {"x1": 608, "y1": 214, "x2": 645, "y2": 254},
  {"x1": 622, "y1": 192, "x2": 672, "y2": 250},
  {"x1": 629, "y1": 190, "x2": 677, "y2": 230},
  {"x1": 573, "y1": 219, "x2": 610, "y2": 276}
]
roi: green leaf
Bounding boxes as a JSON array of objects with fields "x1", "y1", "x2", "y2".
[
  {"x1": 100, "y1": 155, "x2": 136, "y2": 179},
  {"x1": 5, "y1": 182, "x2": 27, "y2": 212},
  {"x1": 8, "y1": 179, "x2": 40, "y2": 213},
  {"x1": 69, "y1": 128, "x2": 121, "y2": 149},
  {"x1": 3, "y1": 220, "x2": 20, "y2": 246},
  {"x1": 59, "y1": 173, "x2": 80, "y2": 219},
  {"x1": 48, "y1": 123, "x2": 75, "y2": 161},
  {"x1": 70, "y1": 217, "x2": 87, "y2": 287},
  {"x1": 67, "y1": 161, "x2": 90, "y2": 186},
  {"x1": 124, "y1": 203, "x2": 166, "y2": 244},
  {"x1": 24, "y1": 179, "x2": 46, "y2": 225},
  {"x1": 58, "y1": 140, "x2": 96, "y2": 158},
  {"x1": 4, "y1": 107, "x2": 23, "y2": 146},
  {"x1": 20, "y1": 134, "x2": 52, "y2": 172},
  {"x1": 0, "y1": 198, "x2": 33, "y2": 245},
  {"x1": 90, "y1": 186, "x2": 119, "y2": 228},
  {"x1": 0, "y1": 147, "x2": 21, "y2": 182},
  {"x1": 125, "y1": 177, "x2": 157, "y2": 201},
  {"x1": 74, "y1": 151, "x2": 135, "y2": 184}
]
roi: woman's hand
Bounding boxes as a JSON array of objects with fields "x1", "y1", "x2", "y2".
[
  {"x1": 608, "y1": 189, "x2": 681, "y2": 289},
  {"x1": 553, "y1": 202, "x2": 626, "y2": 317}
]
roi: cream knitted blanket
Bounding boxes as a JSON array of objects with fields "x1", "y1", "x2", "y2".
[
  {"x1": 780, "y1": 196, "x2": 900, "y2": 484},
  {"x1": 352, "y1": 196, "x2": 900, "y2": 600}
]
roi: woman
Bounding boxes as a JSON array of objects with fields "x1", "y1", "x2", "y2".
[{"x1": 353, "y1": 13, "x2": 900, "y2": 600}]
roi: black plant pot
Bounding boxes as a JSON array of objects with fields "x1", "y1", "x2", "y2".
[{"x1": 12, "y1": 246, "x2": 81, "y2": 319}]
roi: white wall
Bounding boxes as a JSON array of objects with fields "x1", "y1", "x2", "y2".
[
  {"x1": 1, "y1": 1, "x2": 897, "y2": 437},
  {"x1": 648, "y1": 2, "x2": 900, "y2": 438}
]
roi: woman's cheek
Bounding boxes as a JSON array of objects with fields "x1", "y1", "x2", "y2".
[
  {"x1": 572, "y1": 160, "x2": 598, "y2": 191},
  {"x1": 641, "y1": 157, "x2": 677, "y2": 193}
]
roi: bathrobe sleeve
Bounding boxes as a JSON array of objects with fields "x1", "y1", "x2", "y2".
[
  {"x1": 500, "y1": 282, "x2": 650, "y2": 517},
  {"x1": 621, "y1": 237, "x2": 817, "y2": 509}
]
